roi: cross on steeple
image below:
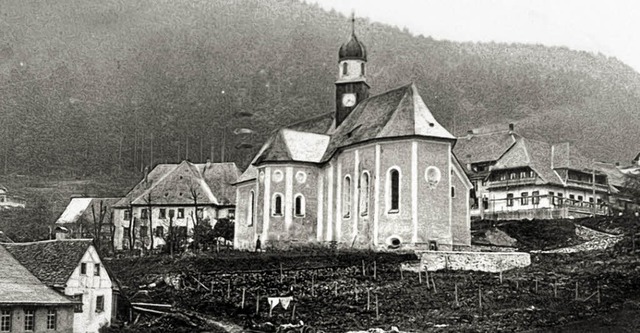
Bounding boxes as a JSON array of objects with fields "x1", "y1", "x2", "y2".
[{"x1": 351, "y1": 12, "x2": 355, "y2": 35}]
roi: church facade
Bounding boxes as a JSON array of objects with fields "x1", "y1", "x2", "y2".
[{"x1": 234, "y1": 23, "x2": 472, "y2": 251}]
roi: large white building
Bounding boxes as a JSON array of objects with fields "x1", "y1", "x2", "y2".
[{"x1": 112, "y1": 160, "x2": 239, "y2": 250}]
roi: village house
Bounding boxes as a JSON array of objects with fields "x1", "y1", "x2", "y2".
[
  {"x1": 3, "y1": 239, "x2": 117, "y2": 333},
  {"x1": 55, "y1": 197, "x2": 120, "y2": 244},
  {"x1": 481, "y1": 138, "x2": 610, "y2": 220},
  {"x1": 454, "y1": 124, "x2": 519, "y2": 218},
  {"x1": 234, "y1": 20, "x2": 472, "y2": 251},
  {"x1": 112, "y1": 160, "x2": 239, "y2": 250},
  {"x1": 0, "y1": 245, "x2": 77, "y2": 333},
  {"x1": 0, "y1": 185, "x2": 26, "y2": 210}
]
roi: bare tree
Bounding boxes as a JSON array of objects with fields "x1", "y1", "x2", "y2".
[
  {"x1": 128, "y1": 201, "x2": 136, "y2": 254},
  {"x1": 144, "y1": 192, "x2": 154, "y2": 251},
  {"x1": 188, "y1": 183, "x2": 202, "y2": 251},
  {"x1": 90, "y1": 200, "x2": 107, "y2": 252}
]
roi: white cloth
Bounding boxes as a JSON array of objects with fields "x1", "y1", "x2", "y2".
[
  {"x1": 279, "y1": 296, "x2": 293, "y2": 310},
  {"x1": 267, "y1": 297, "x2": 280, "y2": 310}
]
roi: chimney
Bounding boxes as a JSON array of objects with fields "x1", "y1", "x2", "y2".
[
  {"x1": 508, "y1": 123, "x2": 514, "y2": 132},
  {"x1": 144, "y1": 166, "x2": 150, "y2": 184}
]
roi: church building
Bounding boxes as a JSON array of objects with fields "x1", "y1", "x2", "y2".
[{"x1": 234, "y1": 20, "x2": 472, "y2": 251}]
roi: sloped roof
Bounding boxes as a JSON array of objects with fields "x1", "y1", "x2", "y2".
[
  {"x1": 286, "y1": 112, "x2": 334, "y2": 134},
  {"x1": 254, "y1": 129, "x2": 331, "y2": 164},
  {"x1": 0, "y1": 245, "x2": 75, "y2": 305},
  {"x1": 492, "y1": 138, "x2": 565, "y2": 185},
  {"x1": 3, "y1": 239, "x2": 93, "y2": 287},
  {"x1": 551, "y1": 142, "x2": 593, "y2": 172},
  {"x1": 115, "y1": 161, "x2": 240, "y2": 207},
  {"x1": 454, "y1": 130, "x2": 519, "y2": 165},
  {"x1": 322, "y1": 83, "x2": 454, "y2": 161},
  {"x1": 56, "y1": 197, "x2": 121, "y2": 225}
]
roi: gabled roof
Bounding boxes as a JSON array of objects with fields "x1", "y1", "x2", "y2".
[
  {"x1": 56, "y1": 197, "x2": 121, "y2": 225},
  {"x1": 115, "y1": 161, "x2": 240, "y2": 207},
  {"x1": 3, "y1": 239, "x2": 94, "y2": 287},
  {"x1": 454, "y1": 129, "x2": 519, "y2": 165},
  {"x1": 322, "y1": 83, "x2": 454, "y2": 161},
  {"x1": 286, "y1": 112, "x2": 334, "y2": 134},
  {"x1": 551, "y1": 142, "x2": 592, "y2": 172},
  {"x1": 0, "y1": 245, "x2": 76, "y2": 305},
  {"x1": 492, "y1": 138, "x2": 565, "y2": 186},
  {"x1": 254, "y1": 129, "x2": 331, "y2": 164}
]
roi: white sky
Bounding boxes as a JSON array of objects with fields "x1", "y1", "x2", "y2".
[{"x1": 306, "y1": 0, "x2": 640, "y2": 72}]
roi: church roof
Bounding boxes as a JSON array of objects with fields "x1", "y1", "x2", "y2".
[
  {"x1": 339, "y1": 32, "x2": 367, "y2": 61},
  {"x1": 255, "y1": 129, "x2": 331, "y2": 164},
  {"x1": 114, "y1": 161, "x2": 240, "y2": 207},
  {"x1": 322, "y1": 83, "x2": 454, "y2": 161}
]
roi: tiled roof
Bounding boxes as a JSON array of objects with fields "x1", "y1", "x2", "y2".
[
  {"x1": 254, "y1": 129, "x2": 331, "y2": 164},
  {"x1": 322, "y1": 83, "x2": 454, "y2": 161},
  {"x1": 286, "y1": 112, "x2": 334, "y2": 134},
  {"x1": 0, "y1": 245, "x2": 75, "y2": 305},
  {"x1": 551, "y1": 142, "x2": 592, "y2": 172},
  {"x1": 3, "y1": 239, "x2": 93, "y2": 287},
  {"x1": 454, "y1": 130, "x2": 519, "y2": 165},
  {"x1": 56, "y1": 197, "x2": 121, "y2": 225},
  {"x1": 492, "y1": 138, "x2": 565, "y2": 186},
  {"x1": 115, "y1": 161, "x2": 240, "y2": 207}
]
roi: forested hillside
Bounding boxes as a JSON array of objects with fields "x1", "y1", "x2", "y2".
[{"x1": 1, "y1": 0, "x2": 639, "y2": 177}]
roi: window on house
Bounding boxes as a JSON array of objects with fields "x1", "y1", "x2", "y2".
[
  {"x1": 569, "y1": 194, "x2": 575, "y2": 205},
  {"x1": 81, "y1": 263, "x2": 87, "y2": 275},
  {"x1": 343, "y1": 175, "x2": 352, "y2": 218},
  {"x1": 506, "y1": 193, "x2": 514, "y2": 206},
  {"x1": 272, "y1": 194, "x2": 283, "y2": 216},
  {"x1": 361, "y1": 63, "x2": 365, "y2": 76},
  {"x1": 529, "y1": 170, "x2": 535, "y2": 178},
  {"x1": 520, "y1": 171, "x2": 527, "y2": 179},
  {"x1": 196, "y1": 208, "x2": 204, "y2": 219},
  {"x1": 557, "y1": 193, "x2": 564, "y2": 206},
  {"x1": 248, "y1": 191, "x2": 255, "y2": 226},
  {"x1": 589, "y1": 197, "x2": 594, "y2": 203},
  {"x1": 549, "y1": 191, "x2": 555, "y2": 205},
  {"x1": 389, "y1": 169, "x2": 400, "y2": 212},
  {"x1": 1, "y1": 309, "x2": 11, "y2": 332},
  {"x1": 140, "y1": 226, "x2": 148, "y2": 237},
  {"x1": 510, "y1": 172, "x2": 516, "y2": 180},
  {"x1": 73, "y1": 294, "x2": 83, "y2": 313},
  {"x1": 24, "y1": 309, "x2": 34, "y2": 331},
  {"x1": 360, "y1": 171, "x2": 370, "y2": 216},
  {"x1": 94, "y1": 263, "x2": 100, "y2": 276},
  {"x1": 342, "y1": 62, "x2": 348, "y2": 75},
  {"x1": 294, "y1": 194, "x2": 305, "y2": 217},
  {"x1": 155, "y1": 226, "x2": 164, "y2": 237},
  {"x1": 177, "y1": 208, "x2": 184, "y2": 219},
  {"x1": 532, "y1": 191, "x2": 540, "y2": 205},
  {"x1": 124, "y1": 210, "x2": 131, "y2": 220},
  {"x1": 96, "y1": 295, "x2": 104, "y2": 313},
  {"x1": 47, "y1": 309, "x2": 56, "y2": 330},
  {"x1": 578, "y1": 195, "x2": 583, "y2": 202},
  {"x1": 451, "y1": 187, "x2": 456, "y2": 198},
  {"x1": 159, "y1": 208, "x2": 166, "y2": 219},
  {"x1": 500, "y1": 173, "x2": 507, "y2": 181},
  {"x1": 482, "y1": 197, "x2": 489, "y2": 209},
  {"x1": 521, "y1": 192, "x2": 529, "y2": 205},
  {"x1": 141, "y1": 208, "x2": 148, "y2": 219}
]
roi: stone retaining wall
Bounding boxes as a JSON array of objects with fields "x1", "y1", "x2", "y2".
[{"x1": 416, "y1": 250, "x2": 531, "y2": 273}]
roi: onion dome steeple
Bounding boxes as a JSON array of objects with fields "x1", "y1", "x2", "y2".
[{"x1": 338, "y1": 14, "x2": 367, "y2": 61}]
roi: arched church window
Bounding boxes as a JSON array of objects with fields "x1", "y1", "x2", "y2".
[
  {"x1": 294, "y1": 194, "x2": 305, "y2": 217},
  {"x1": 343, "y1": 62, "x2": 348, "y2": 75},
  {"x1": 343, "y1": 175, "x2": 352, "y2": 218},
  {"x1": 388, "y1": 168, "x2": 400, "y2": 213},
  {"x1": 361, "y1": 63, "x2": 365, "y2": 76},
  {"x1": 272, "y1": 193, "x2": 283, "y2": 217},
  {"x1": 360, "y1": 171, "x2": 370, "y2": 216},
  {"x1": 247, "y1": 190, "x2": 255, "y2": 226}
]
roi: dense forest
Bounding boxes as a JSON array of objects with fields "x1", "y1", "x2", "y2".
[{"x1": 1, "y1": 0, "x2": 640, "y2": 177}]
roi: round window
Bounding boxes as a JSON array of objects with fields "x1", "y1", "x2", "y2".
[
  {"x1": 273, "y1": 169, "x2": 284, "y2": 183},
  {"x1": 295, "y1": 171, "x2": 307, "y2": 184},
  {"x1": 425, "y1": 166, "x2": 441, "y2": 189}
]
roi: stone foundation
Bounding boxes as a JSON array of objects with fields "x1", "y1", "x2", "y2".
[{"x1": 416, "y1": 250, "x2": 531, "y2": 273}]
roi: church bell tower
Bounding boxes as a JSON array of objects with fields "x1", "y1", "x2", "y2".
[{"x1": 335, "y1": 14, "x2": 369, "y2": 127}]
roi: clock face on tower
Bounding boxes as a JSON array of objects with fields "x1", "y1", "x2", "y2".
[{"x1": 342, "y1": 93, "x2": 357, "y2": 107}]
